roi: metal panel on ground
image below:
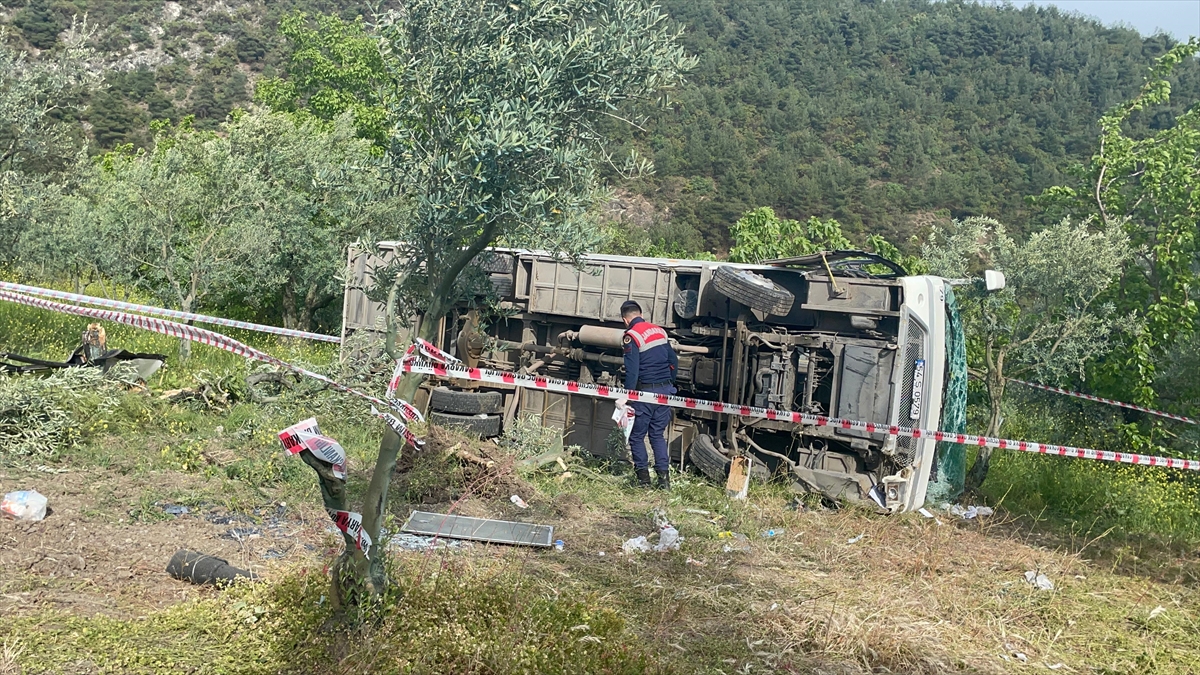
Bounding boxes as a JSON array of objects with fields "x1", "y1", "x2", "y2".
[{"x1": 400, "y1": 511, "x2": 554, "y2": 547}]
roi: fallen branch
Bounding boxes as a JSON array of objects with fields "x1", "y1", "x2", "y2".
[{"x1": 448, "y1": 443, "x2": 496, "y2": 469}]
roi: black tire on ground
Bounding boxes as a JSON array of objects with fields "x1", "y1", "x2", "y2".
[
  {"x1": 689, "y1": 434, "x2": 730, "y2": 483},
  {"x1": 430, "y1": 411, "x2": 503, "y2": 438},
  {"x1": 712, "y1": 265, "x2": 795, "y2": 315},
  {"x1": 429, "y1": 387, "x2": 504, "y2": 415},
  {"x1": 489, "y1": 273, "x2": 514, "y2": 298}
]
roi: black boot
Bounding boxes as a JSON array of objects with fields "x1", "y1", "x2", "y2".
[
  {"x1": 655, "y1": 470, "x2": 671, "y2": 491},
  {"x1": 635, "y1": 468, "x2": 652, "y2": 488}
]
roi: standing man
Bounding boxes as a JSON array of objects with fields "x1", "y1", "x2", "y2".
[{"x1": 621, "y1": 300, "x2": 678, "y2": 489}]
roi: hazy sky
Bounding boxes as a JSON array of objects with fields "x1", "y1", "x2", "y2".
[{"x1": 1015, "y1": 1, "x2": 1200, "y2": 42}]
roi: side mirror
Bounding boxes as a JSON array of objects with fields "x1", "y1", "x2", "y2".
[{"x1": 984, "y1": 270, "x2": 1006, "y2": 292}]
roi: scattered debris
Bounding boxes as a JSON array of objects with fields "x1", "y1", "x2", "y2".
[
  {"x1": 847, "y1": 533, "x2": 865, "y2": 545},
  {"x1": 401, "y1": 511, "x2": 553, "y2": 547},
  {"x1": 623, "y1": 536, "x2": 651, "y2": 553},
  {"x1": 917, "y1": 507, "x2": 944, "y2": 525},
  {"x1": 554, "y1": 539, "x2": 564, "y2": 552},
  {"x1": 656, "y1": 525, "x2": 682, "y2": 552},
  {"x1": 684, "y1": 508, "x2": 711, "y2": 516},
  {"x1": 760, "y1": 528, "x2": 785, "y2": 538},
  {"x1": 160, "y1": 503, "x2": 190, "y2": 516},
  {"x1": 222, "y1": 527, "x2": 262, "y2": 541},
  {"x1": 941, "y1": 503, "x2": 995, "y2": 520},
  {"x1": 1149, "y1": 605, "x2": 1167, "y2": 620},
  {"x1": 510, "y1": 495, "x2": 529, "y2": 509},
  {"x1": 1, "y1": 490, "x2": 47, "y2": 521},
  {"x1": 598, "y1": 551, "x2": 605, "y2": 556},
  {"x1": 1024, "y1": 570, "x2": 1054, "y2": 591},
  {"x1": 1014, "y1": 652, "x2": 1028, "y2": 663},
  {"x1": 686, "y1": 557, "x2": 706, "y2": 567},
  {"x1": 387, "y1": 533, "x2": 473, "y2": 552},
  {"x1": 720, "y1": 531, "x2": 751, "y2": 553},
  {"x1": 166, "y1": 549, "x2": 254, "y2": 586},
  {"x1": 205, "y1": 513, "x2": 251, "y2": 526}
]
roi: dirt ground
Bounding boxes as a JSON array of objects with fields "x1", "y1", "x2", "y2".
[{"x1": 0, "y1": 467, "x2": 333, "y2": 619}]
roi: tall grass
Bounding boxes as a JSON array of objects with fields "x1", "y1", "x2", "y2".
[{"x1": 979, "y1": 390, "x2": 1200, "y2": 546}]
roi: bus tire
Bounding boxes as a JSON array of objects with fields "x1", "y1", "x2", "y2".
[
  {"x1": 712, "y1": 265, "x2": 795, "y2": 315},
  {"x1": 430, "y1": 387, "x2": 504, "y2": 415},
  {"x1": 429, "y1": 411, "x2": 503, "y2": 438},
  {"x1": 689, "y1": 434, "x2": 730, "y2": 482}
]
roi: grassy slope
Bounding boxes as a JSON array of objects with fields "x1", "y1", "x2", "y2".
[{"x1": 2, "y1": 297, "x2": 1199, "y2": 674}]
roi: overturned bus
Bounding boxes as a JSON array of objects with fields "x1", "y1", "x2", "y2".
[{"x1": 343, "y1": 245, "x2": 978, "y2": 513}]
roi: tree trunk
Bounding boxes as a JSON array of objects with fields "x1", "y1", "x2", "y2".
[
  {"x1": 299, "y1": 284, "x2": 330, "y2": 333},
  {"x1": 178, "y1": 297, "x2": 194, "y2": 360},
  {"x1": 967, "y1": 346, "x2": 1006, "y2": 491},
  {"x1": 328, "y1": 228, "x2": 493, "y2": 612},
  {"x1": 281, "y1": 284, "x2": 298, "y2": 330},
  {"x1": 323, "y1": 274, "x2": 442, "y2": 612}
]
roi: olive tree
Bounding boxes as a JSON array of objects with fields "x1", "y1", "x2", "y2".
[
  {"x1": 0, "y1": 24, "x2": 98, "y2": 269},
  {"x1": 79, "y1": 120, "x2": 276, "y2": 357},
  {"x1": 223, "y1": 111, "x2": 380, "y2": 331},
  {"x1": 277, "y1": 0, "x2": 694, "y2": 606},
  {"x1": 74, "y1": 111, "x2": 377, "y2": 353},
  {"x1": 923, "y1": 217, "x2": 1132, "y2": 488}
]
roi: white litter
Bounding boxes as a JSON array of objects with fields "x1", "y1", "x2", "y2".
[
  {"x1": 1024, "y1": 570, "x2": 1054, "y2": 591},
  {"x1": 1149, "y1": 605, "x2": 1167, "y2": 620},
  {"x1": 917, "y1": 507, "x2": 944, "y2": 525},
  {"x1": 847, "y1": 533, "x2": 865, "y2": 544},
  {"x1": 510, "y1": 495, "x2": 528, "y2": 509},
  {"x1": 622, "y1": 536, "x2": 651, "y2": 553},
  {"x1": 1, "y1": 490, "x2": 48, "y2": 521},
  {"x1": 654, "y1": 525, "x2": 682, "y2": 552}
]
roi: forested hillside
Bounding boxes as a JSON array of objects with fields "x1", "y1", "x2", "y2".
[
  {"x1": 639, "y1": 0, "x2": 1200, "y2": 246},
  {"x1": 3, "y1": 0, "x2": 1196, "y2": 247}
]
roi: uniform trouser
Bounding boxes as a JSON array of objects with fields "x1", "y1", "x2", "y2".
[{"x1": 629, "y1": 384, "x2": 675, "y2": 472}]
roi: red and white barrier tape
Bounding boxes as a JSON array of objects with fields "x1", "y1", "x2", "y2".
[
  {"x1": 394, "y1": 343, "x2": 1200, "y2": 472},
  {"x1": 0, "y1": 289, "x2": 424, "y2": 442},
  {"x1": 327, "y1": 509, "x2": 372, "y2": 557},
  {"x1": 1009, "y1": 378, "x2": 1197, "y2": 426},
  {"x1": 278, "y1": 418, "x2": 348, "y2": 479},
  {"x1": 0, "y1": 280, "x2": 341, "y2": 343}
]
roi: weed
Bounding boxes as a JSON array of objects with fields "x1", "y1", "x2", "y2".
[{"x1": 11, "y1": 558, "x2": 661, "y2": 675}]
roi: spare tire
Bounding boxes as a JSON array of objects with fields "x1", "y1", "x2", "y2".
[
  {"x1": 430, "y1": 387, "x2": 504, "y2": 415},
  {"x1": 689, "y1": 434, "x2": 730, "y2": 483},
  {"x1": 430, "y1": 411, "x2": 503, "y2": 438},
  {"x1": 712, "y1": 265, "x2": 795, "y2": 315}
]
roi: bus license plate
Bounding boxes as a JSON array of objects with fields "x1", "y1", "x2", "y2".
[{"x1": 910, "y1": 359, "x2": 925, "y2": 420}]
